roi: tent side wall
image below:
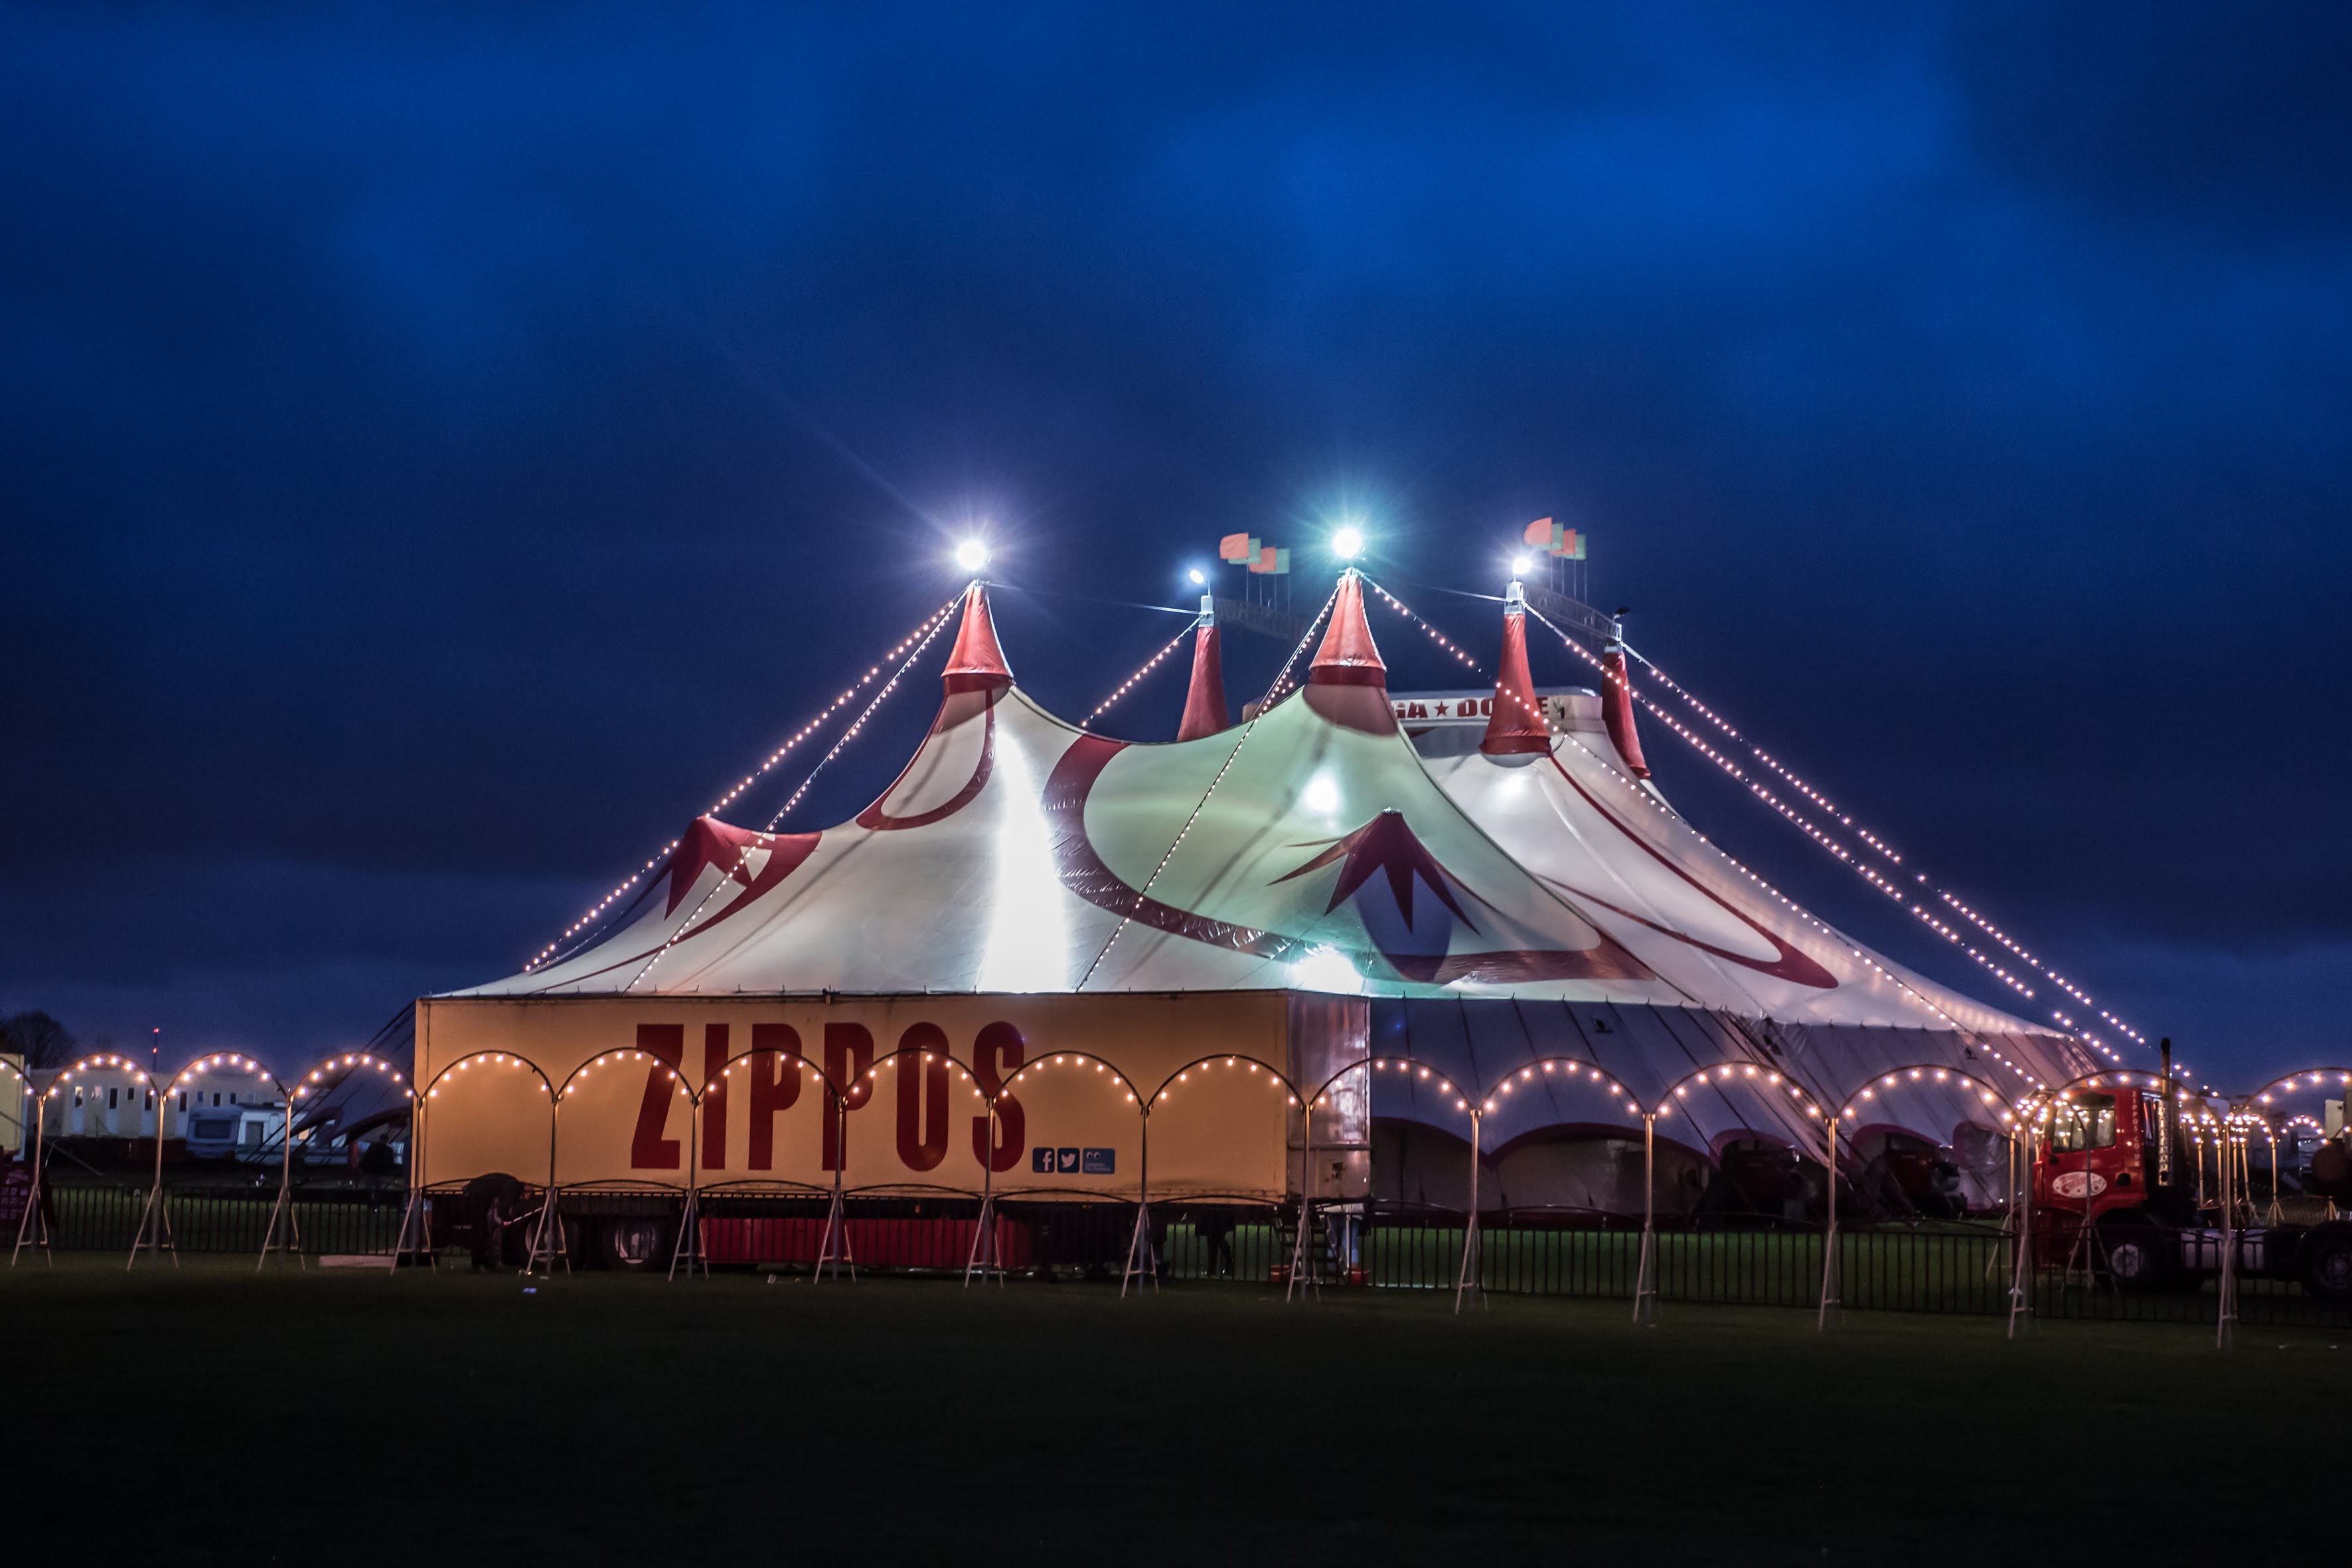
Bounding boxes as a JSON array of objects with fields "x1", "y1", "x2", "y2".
[{"x1": 415, "y1": 992, "x2": 1296, "y2": 1202}]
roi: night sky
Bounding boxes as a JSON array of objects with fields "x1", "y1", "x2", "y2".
[{"x1": 5, "y1": 5, "x2": 2347, "y2": 1085}]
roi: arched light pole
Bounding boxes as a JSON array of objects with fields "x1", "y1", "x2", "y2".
[
  {"x1": 1454, "y1": 1106, "x2": 1484, "y2": 1315},
  {"x1": 1632, "y1": 1112, "x2": 1658, "y2": 1326},
  {"x1": 1817, "y1": 1112, "x2": 1840, "y2": 1331},
  {"x1": 9, "y1": 1063, "x2": 50, "y2": 1267}
]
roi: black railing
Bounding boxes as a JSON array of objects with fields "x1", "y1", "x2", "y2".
[
  {"x1": 27, "y1": 1183, "x2": 404, "y2": 1256},
  {"x1": 19, "y1": 1184, "x2": 2350, "y2": 1333}
]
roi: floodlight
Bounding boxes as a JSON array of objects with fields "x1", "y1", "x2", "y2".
[
  {"x1": 955, "y1": 540, "x2": 990, "y2": 574},
  {"x1": 1510, "y1": 554, "x2": 1531, "y2": 576},
  {"x1": 1331, "y1": 525, "x2": 1364, "y2": 561},
  {"x1": 1188, "y1": 568, "x2": 1206, "y2": 585}
]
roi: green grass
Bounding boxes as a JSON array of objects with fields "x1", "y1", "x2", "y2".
[{"x1": 4, "y1": 1255, "x2": 2339, "y2": 1565}]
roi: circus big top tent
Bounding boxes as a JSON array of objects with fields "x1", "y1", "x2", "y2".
[{"x1": 415, "y1": 573, "x2": 2092, "y2": 1216}]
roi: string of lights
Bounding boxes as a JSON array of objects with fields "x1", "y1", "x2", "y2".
[
  {"x1": 524, "y1": 594, "x2": 963, "y2": 973},
  {"x1": 623, "y1": 600, "x2": 959, "y2": 994},
  {"x1": 1156, "y1": 1055, "x2": 1301, "y2": 1110},
  {"x1": 1075, "y1": 583, "x2": 1342, "y2": 993},
  {"x1": 1340, "y1": 579, "x2": 2061, "y2": 1091},
  {"x1": 1075, "y1": 717, "x2": 1263, "y2": 992},
  {"x1": 760, "y1": 601, "x2": 959, "y2": 832},
  {"x1": 1614, "y1": 626, "x2": 2146, "y2": 1055},
  {"x1": 1083, "y1": 621, "x2": 1200, "y2": 728},
  {"x1": 1840, "y1": 1066, "x2": 2014, "y2": 1126},
  {"x1": 1364, "y1": 576, "x2": 1485, "y2": 674},
  {"x1": 1549, "y1": 716, "x2": 2055, "y2": 1091},
  {"x1": 1258, "y1": 584, "x2": 1340, "y2": 708},
  {"x1": 1520, "y1": 604, "x2": 2130, "y2": 1066}
]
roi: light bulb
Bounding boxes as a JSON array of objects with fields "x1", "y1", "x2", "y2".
[{"x1": 955, "y1": 539, "x2": 990, "y2": 573}]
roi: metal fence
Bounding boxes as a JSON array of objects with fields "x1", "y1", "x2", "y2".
[
  {"x1": 17, "y1": 1185, "x2": 2349, "y2": 1334},
  {"x1": 24, "y1": 1182, "x2": 403, "y2": 1257}
]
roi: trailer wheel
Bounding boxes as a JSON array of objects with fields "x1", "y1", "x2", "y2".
[
  {"x1": 2099, "y1": 1212, "x2": 2173, "y2": 1291},
  {"x1": 2302, "y1": 1227, "x2": 2352, "y2": 1298},
  {"x1": 599, "y1": 1214, "x2": 674, "y2": 1273}
]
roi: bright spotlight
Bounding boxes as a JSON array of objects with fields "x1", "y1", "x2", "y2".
[
  {"x1": 1331, "y1": 525, "x2": 1364, "y2": 561},
  {"x1": 1510, "y1": 554, "x2": 1532, "y2": 576},
  {"x1": 955, "y1": 539, "x2": 990, "y2": 574},
  {"x1": 1188, "y1": 568, "x2": 1206, "y2": 585}
]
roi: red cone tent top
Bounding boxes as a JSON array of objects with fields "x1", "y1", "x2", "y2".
[
  {"x1": 1304, "y1": 570, "x2": 1394, "y2": 733},
  {"x1": 1309, "y1": 571, "x2": 1386, "y2": 687},
  {"x1": 1599, "y1": 630, "x2": 1651, "y2": 779},
  {"x1": 1176, "y1": 598, "x2": 1229, "y2": 742},
  {"x1": 1480, "y1": 586, "x2": 1550, "y2": 756},
  {"x1": 941, "y1": 582, "x2": 1012, "y2": 694}
]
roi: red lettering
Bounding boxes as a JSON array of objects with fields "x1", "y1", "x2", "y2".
[
  {"x1": 700, "y1": 1024, "x2": 729, "y2": 1171},
  {"x1": 894, "y1": 1023, "x2": 951, "y2": 1171},
  {"x1": 629, "y1": 1024, "x2": 684, "y2": 1170},
  {"x1": 821, "y1": 1022, "x2": 875, "y2": 1170},
  {"x1": 971, "y1": 1020, "x2": 1025, "y2": 1174},
  {"x1": 746, "y1": 1022, "x2": 803, "y2": 1170}
]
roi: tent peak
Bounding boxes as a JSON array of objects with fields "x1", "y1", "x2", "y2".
[
  {"x1": 1481, "y1": 586, "x2": 1549, "y2": 755},
  {"x1": 1177, "y1": 599, "x2": 1229, "y2": 740},
  {"x1": 942, "y1": 582, "x2": 1012, "y2": 694},
  {"x1": 1308, "y1": 570, "x2": 1386, "y2": 689},
  {"x1": 1601, "y1": 614, "x2": 1651, "y2": 778}
]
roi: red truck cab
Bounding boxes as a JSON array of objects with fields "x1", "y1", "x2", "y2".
[{"x1": 2033, "y1": 1086, "x2": 2181, "y2": 1228}]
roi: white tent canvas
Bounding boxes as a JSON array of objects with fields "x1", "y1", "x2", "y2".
[{"x1": 437, "y1": 574, "x2": 2087, "y2": 1198}]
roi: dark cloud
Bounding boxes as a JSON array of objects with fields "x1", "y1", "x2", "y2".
[{"x1": 1, "y1": 3, "x2": 2345, "y2": 1079}]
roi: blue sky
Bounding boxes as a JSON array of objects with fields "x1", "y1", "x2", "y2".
[{"x1": 3, "y1": 3, "x2": 2347, "y2": 1081}]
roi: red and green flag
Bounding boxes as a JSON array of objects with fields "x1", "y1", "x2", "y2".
[
  {"x1": 1248, "y1": 544, "x2": 1291, "y2": 575},
  {"x1": 1219, "y1": 532, "x2": 1260, "y2": 563}
]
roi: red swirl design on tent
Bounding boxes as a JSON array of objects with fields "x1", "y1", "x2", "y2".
[
  {"x1": 856, "y1": 697, "x2": 996, "y2": 831},
  {"x1": 1540, "y1": 754, "x2": 1838, "y2": 989},
  {"x1": 1042, "y1": 734, "x2": 1652, "y2": 984},
  {"x1": 528, "y1": 821, "x2": 822, "y2": 988}
]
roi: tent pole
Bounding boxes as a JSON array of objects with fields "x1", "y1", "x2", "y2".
[
  {"x1": 813, "y1": 1096, "x2": 852, "y2": 1283},
  {"x1": 2263, "y1": 1125, "x2": 2282, "y2": 1227},
  {"x1": 669, "y1": 1098, "x2": 700, "y2": 1282},
  {"x1": 128, "y1": 1091, "x2": 175, "y2": 1272},
  {"x1": 1990, "y1": 1129, "x2": 2018, "y2": 1283},
  {"x1": 1286, "y1": 1099, "x2": 1314, "y2": 1301},
  {"x1": 1122, "y1": 1108, "x2": 1155, "y2": 1298},
  {"x1": 1816, "y1": 1116, "x2": 1840, "y2": 1331},
  {"x1": 966, "y1": 1099, "x2": 1000, "y2": 1289},
  {"x1": 527, "y1": 1092, "x2": 565, "y2": 1277},
  {"x1": 2008, "y1": 1124, "x2": 2035, "y2": 1339},
  {"x1": 259, "y1": 1093, "x2": 301, "y2": 1272},
  {"x1": 2217, "y1": 1113, "x2": 2238, "y2": 1351},
  {"x1": 1455, "y1": 1109, "x2": 1484, "y2": 1315},
  {"x1": 1632, "y1": 1113, "x2": 1657, "y2": 1326},
  {"x1": 390, "y1": 1089, "x2": 431, "y2": 1274},
  {"x1": 13, "y1": 1100, "x2": 51, "y2": 1267}
]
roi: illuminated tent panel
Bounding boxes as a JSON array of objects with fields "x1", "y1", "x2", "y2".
[{"x1": 445, "y1": 575, "x2": 2085, "y2": 1181}]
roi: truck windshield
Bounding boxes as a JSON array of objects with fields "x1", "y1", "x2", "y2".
[{"x1": 2047, "y1": 1094, "x2": 2116, "y2": 1154}]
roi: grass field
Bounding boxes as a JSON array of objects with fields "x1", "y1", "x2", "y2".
[{"x1": 5, "y1": 1257, "x2": 2336, "y2": 1566}]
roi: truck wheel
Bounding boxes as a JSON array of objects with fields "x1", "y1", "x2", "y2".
[
  {"x1": 599, "y1": 1214, "x2": 673, "y2": 1273},
  {"x1": 2302, "y1": 1228, "x2": 2352, "y2": 1298},
  {"x1": 2099, "y1": 1214, "x2": 2172, "y2": 1291}
]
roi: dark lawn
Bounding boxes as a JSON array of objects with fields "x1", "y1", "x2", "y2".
[{"x1": 5, "y1": 1257, "x2": 2336, "y2": 1565}]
